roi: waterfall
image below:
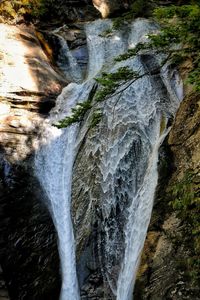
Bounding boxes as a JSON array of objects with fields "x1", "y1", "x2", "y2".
[
  {"x1": 34, "y1": 107, "x2": 80, "y2": 299},
  {"x1": 53, "y1": 34, "x2": 84, "y2": 83},
  {"x1": 116, "y1": 125, "x2": 170, "y2": 300},
  {"x1": 34, "y1": 18, "x2": 183, "y2": 300}
]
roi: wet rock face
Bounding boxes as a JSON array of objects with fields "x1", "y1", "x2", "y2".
[
  {"x1": 44, "y1": 23, "x2": 88, "y2": 82},
  {"x1": 135, "y1": 92, "x2": 200, "y2": 300},
  {"x1": 71, "y1": 128, "x2": 109, "y2": 298},
  {"x1": 0, "y1": 159, "x2": 61, "y2": 300}
]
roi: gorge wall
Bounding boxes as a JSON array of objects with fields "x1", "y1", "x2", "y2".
[
  {"x1": 134, "y1": 90, "x2": 200, "y2": 300},
  {"x1": 0, "y1": 24, "x2": 65, "y2": 299}
]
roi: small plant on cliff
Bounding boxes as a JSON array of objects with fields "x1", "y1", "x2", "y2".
[
  {"x1": 89, "y1": 110, "x2": 103, "y2": 129},
  {"x1": 170, "y1": 172, "x2": 200, "y2": 230},
  {"x1": 169, "y1": 171, "x2": 200, "y2": 283}
]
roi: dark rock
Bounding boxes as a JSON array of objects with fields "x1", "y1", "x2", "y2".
[
  {"x1": 0, "y1": 265, "x2": 9, "y2": 300},
  {"x1": 37, "y1": 0, "x2": 100, "y2": 26},
  {"x1": 0, "y1": 157, "x2": 61, "y2": 300}
]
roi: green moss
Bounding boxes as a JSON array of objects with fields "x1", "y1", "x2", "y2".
[
  {"x1": 112, "y1": 0, "x2": 147, "y2": 30},
  {"x1": 169, "y1": 171, "x2": 200, "y2": 283},
  {"x1": 169, "y1": 172, "x2": 199, "y2": 219}
]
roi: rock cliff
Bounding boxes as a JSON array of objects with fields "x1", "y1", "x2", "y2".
[
  {"x1": 0, "y1": 24, "x2": 65, "y2": 299},
  {"x1": 135, "y1": 90, "x2": 200, "y2": 299}
]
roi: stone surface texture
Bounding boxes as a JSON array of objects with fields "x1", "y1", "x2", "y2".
[
  {"x1": 0, "y1": 24, "x2": 65, "y2": 300},
  {"x1": 135, "y1": 89, "x2": 200, "y2": 299}
]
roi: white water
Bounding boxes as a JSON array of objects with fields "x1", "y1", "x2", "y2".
[
  {"x1": 116, "y1": 125, "x2": 170, "y2": 300},
  {"x1": 55, "y1": 34, "x2": 84, "y2": 83},
  {"x1": 35, "y1": 124, "x2": 79, "y2": 300},
  {"x1": 34, "y1": 18, "x2": 183, "y2": 300},
  {"x1": 34, "y1": 81, "x2": 95, "y2": 300}
]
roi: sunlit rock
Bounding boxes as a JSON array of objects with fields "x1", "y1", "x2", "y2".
[
  {"x1": 92, "y1": 0, "x2": 129, "y2": 17},
  {"x1": 0, "y1": 22, "x2": 66, "y2": 300},
  {"x1": 0, "y1": 103, "x2": 10, "y2": 115}
]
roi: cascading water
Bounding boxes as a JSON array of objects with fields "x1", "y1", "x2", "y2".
[
  {"x1": 34, "y1": 77, "x2": 97, "y2": 300},
  {"x1": 53, "y1": 34, "x2": 84, "y2": 83},
  {"x1": 116, "y1": 124, "x2": 170, "y2": 300},
  {"x1": 34, "y1": 18, "x2": 183, "y2": 300}
]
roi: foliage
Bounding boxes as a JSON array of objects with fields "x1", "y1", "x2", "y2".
[
  {"x1": 147, "y1": 1, "x2": 200, "y2": 285},
  {"x1": 31, "y1": 0, "x2": 58, "y2": 18},
  {"x1": 95, "y1": 67, "x2": 138, "y2": 102},
  {"x1": 57, "y1": 1, "x2": 200, "y2": 130},
  {"x1": 116, "y1": 2, "x2": 200, "y2": 91},
  {"x1": 115, "y1": 43, "x2": 149, "y2": 62},
  {"x1": 0, "y1": 0, "x2": 57, "y2": 21},
  {"x1": 55, "y1": 67, "x2": 139, "y2": 128},
  {"x1": 170, "y1": 172, "x2": 200, "y2": 231},
  {"x1": 169, "y1": 171, "x2": 200, "y2": 283},
  {"x1": 55, "y1": 84, "x2": 98, "y2": 128},
  {"x1": 153, "y1": 3, "x2": 200, "y2": 91},
  {"x1": 0, "y1": 0, "x2": 29, "y2": 19},
  {"x1": 56, "y1": 100, "x2": 92, "y2": 128}
]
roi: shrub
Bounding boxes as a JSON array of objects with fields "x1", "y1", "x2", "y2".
[{"x1": 0, "y1": 0, "x2": 57, "y2": 21}]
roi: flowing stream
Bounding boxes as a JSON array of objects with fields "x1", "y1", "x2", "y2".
[{"x1": 34, "y1": 18, "x2": 183, "y2": 300}]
